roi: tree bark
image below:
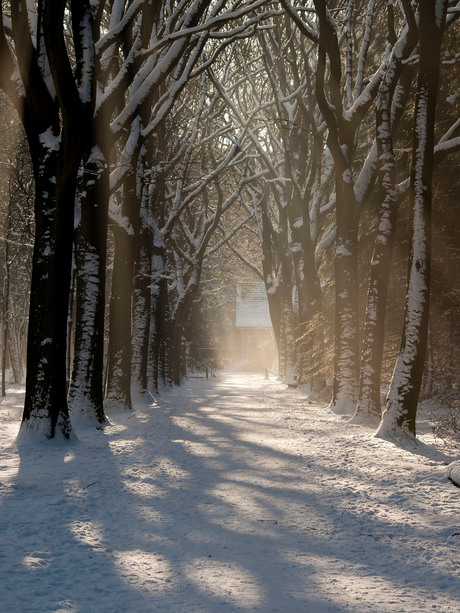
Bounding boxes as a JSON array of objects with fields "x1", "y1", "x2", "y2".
[
  {"x1": 22, "y1": 141, "x2": 74, "y2": 439},
  {"x1": 0, "y1": 0, "x2": 95, "y2": 439},
  {"x1": 354, "y1": 16, "x2": 418, "y2": 423},
  {"x1": 376, "y1": 0, "x2": 448, "y2": 440},
  {"x1": 105, "y1": 217, "x2": 136, "y2": 411},
  {"x1": 68, "y1": 144, "x2": 109, "y2": 424},
  {"x1": 313, "y1": 0, "x2": 360, "y2": 414}
]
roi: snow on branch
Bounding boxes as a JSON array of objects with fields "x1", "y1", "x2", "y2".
[
  {"x1": 137, "y1": 0, "x2": 281, "y2": 57},
  {"x1": 315, "y1": 221, "x2": 336, "y2": 254},
  {"x1": 278, "y1": 0, "x2": 318, "y2": 43},
  {"x1": 95, "y1": 0, "x2": 144, "y2": 56}
]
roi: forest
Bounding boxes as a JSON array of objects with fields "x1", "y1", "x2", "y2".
[
  {"x1": 1, "y1": 3, "x2": 460, "y2": 611},
  {"x1": 0, "y1": 0, "x2": 459, "y2": 445}
]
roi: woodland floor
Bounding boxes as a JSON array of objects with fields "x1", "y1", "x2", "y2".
[{"x1": 0, "y1": 372, "x2": 459, "y2": 612}]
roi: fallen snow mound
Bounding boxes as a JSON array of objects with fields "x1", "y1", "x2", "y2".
[{"x1": 447, "y1": 460, "x2": 460, "y2": 487}]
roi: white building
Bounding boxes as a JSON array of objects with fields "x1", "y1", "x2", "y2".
[{"x1": 234, "y1": 282, "x2": 276, "y2": 371}]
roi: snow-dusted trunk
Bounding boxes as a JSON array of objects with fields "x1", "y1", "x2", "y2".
[
  {"x1": 9, "y1": 328, "x2": 26, "y2": 386},
  {"x1": 132, "y1": 223, "x2": 151, "y2": 400},
  {"x1": 331, "y1": 169, "x2": 360, "y2": 413},
  {"x1": 170, "y1": 320, "x2": 184, "y2": 386},
  {"x1": 376, "y1": 0, "x2": 448, "y2": 439},
  {"x1": 279, "y1": 281, "x2": 296, "y2": 382},
  {"x1": 149, "y1": 267, "x2": 171, "y2": 392},
  {"x1": 1, "y1": 198, "x2": 11, "y2": 396},
  {"x1": 288, "y1": 196, "x2": 324, "y2": 385},
  {"x1": 68, "y1": 146, "x2": 109, "y2": 424},
  {"x1": 356, "y1": 106, "x2": 400, "y2": 422},
  {"x1": 147, "y1": 175, "x2": 170, "y2": 393},
  {"x1": 260, "y1": 203, "x2": 281, "y2": 368},
  {"x1": 170, "y1": 269, "x2": 203, "y2": 385},
  {"x1": 1, "y1": 236, "x2": 25, "y2": 389},
  {"x1": 4, "y1": 0, "x2": 96, "y2": 438},
  {"x1": 105, "y1": 174, "x2": 137, "y2": 412},
  {"x1": 266, "y1": 287, "x2": 282, "y2": 374},
  {"x1": 132, "y1": 151, "x2": 155, "y2": 400},
  {"x1": 355, "y1": 16, "x2": 418, "y2": 424},
  {"x1": 312, "y1": 0, "x2": 370, "y2": 414},
  {"x1": 21, "y1": 139, "x2": 74, "y2": 439},
  {"x1": 356, "y1": 194, "x2": 397, "y2": 422}
]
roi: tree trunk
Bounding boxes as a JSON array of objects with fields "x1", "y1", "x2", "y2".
[
  {"x1": 132, "y1": 233, "x2": 151, "y2": 399},
  {"x1": 105, "y1": 221, "x2": 135, "y2": 412},
  {"x1": 355, "y1": 197, "x2": 397, "y2": 423},
  {"x1": 376, "y1": 0, "x2": 448, "y2": 440},
  {"x1": 355, "y1": 100, "x2": 399, "y2": 423},
  {"x1": 68, "y1": 145, "x2": 109, "y2": 424},
  {"x1": 105, "y1": 130, "x2": 142, "y2": 411},
  {"x1": 149, "y1": 268, "x2": 171, "y2": 392},
  {"x1": 288, "y1": 194, "x2": 324, "y2": 385},
  {"x1": 422, "y1": 327, "x2": 434, "y2": 399},
  {"x1": 279, "y1": 272, "x2": 296, "y2": 383},
  {"x1": 131, "y1": 172, "x2": 152, "y2": 400},
  {"x1": 313, "y1": 1, "x2": 362, "y2": 414},
  {"x1": 4, "y1": 0, "x2": 96, "y2": 439},
  {"x1": 1, "y1": 193, "x2": 11, "y2": 397},
  {"x1": 354, "y1": 17, "x2": 418, "y2": 424},
  {"x1": 20, "y1": 140, "x2": 74, "y2": 440},
  {"x1": 330, "y1": 170, "x2": 360, "y2": 414},
  {"x1": 171, "y1": 319, "x2": 184, "y2": 386}
]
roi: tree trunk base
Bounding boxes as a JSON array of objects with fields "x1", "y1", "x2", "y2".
[{"x1": 17, "y1": 413, "x2": 76, "y2": 443}]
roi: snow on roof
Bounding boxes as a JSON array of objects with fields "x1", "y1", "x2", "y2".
[{"x1": 235, "y1": 282, "x2": 272, "y2": 328}]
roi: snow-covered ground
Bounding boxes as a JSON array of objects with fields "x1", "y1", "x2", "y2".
[{"x1": 0, "y1": 373, "x2": 459, "y2": 613}]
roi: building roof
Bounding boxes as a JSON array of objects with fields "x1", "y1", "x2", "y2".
[{"x1": 235, "y1": 282, "x2": 272, "y2": 328}]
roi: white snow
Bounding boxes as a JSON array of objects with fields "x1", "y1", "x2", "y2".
[
  {"x1": 38, "y1": 128, "x2": 60, "y2": 152},
  {"x1": 1, "y1": 374, "x2": 459, "y2": 612},
  {"x1": 447, "y1": 460, "x2": 460, "y2": 487}
]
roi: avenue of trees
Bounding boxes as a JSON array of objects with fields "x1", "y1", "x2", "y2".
[{"x1": 0, "y1": 1, "x2": 459, "y2": 444}]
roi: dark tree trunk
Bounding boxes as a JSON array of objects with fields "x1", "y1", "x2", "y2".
[
  {"x1": 376, "y1": 0, "x2": 448, "y2": 439},
  {"x1": 105, "y1": 219, "x2": 135, "y2": 411},
  {"x1": 132, "y1": 225, "x2": 152, "y2": 400},
  {"x1": 354, "y1": 17, "x2": 418, "y2": 424},
  {"x1": 288, "y1": 192, "x2": 324, "y2": 386},
  {"x1": 105, "y1": 129, "x2": 141, "y2": 411},
  {"x1": 331, "y1": 171, "x2": 360, "y2": 413},
  {"x1": 171, "y1": 320, "x2": 184, "y2": 386},
  {"x1": 1, "y1": 190, "x2": 11, "y2": 397},
  {"x1": 149, "y1": 271, "x2": 171, "y2": 392},
  {"x1": 22, "y1": 142, "x2": 74, "y2": 439},
  {"x1": 313, "y1": 0, "x2": 361, "y2": 414},
  {"x1": 68, "y1": 144, "x2": 109, "y2": 424},
  {"x1": 0, "y1": 0, "x2": 95, "y2": 439}
]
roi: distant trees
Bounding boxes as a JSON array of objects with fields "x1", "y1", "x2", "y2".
[{"x1": 209, "y1": 23, "x2": 330, "y2": 384}]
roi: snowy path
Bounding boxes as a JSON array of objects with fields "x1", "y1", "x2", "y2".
[{"x1": 0, "y1": 373, "x2": 459, "y2": 612}]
